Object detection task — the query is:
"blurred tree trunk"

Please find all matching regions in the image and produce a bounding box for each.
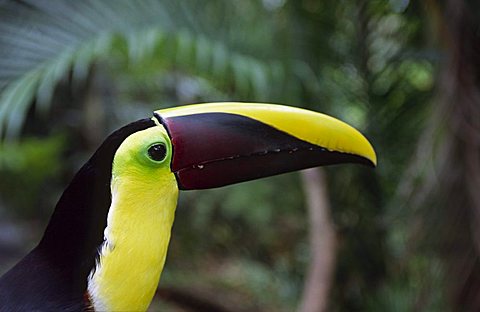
[438,0,480,309]
[298,168,337,312]
[416,0,480,309]
[82,66,106,150]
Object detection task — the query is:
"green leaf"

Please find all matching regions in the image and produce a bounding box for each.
[0,70,42,140]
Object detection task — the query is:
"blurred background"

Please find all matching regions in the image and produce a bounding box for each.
[0,0,479,311]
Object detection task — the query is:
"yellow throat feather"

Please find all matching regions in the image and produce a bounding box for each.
[87,125,178,311]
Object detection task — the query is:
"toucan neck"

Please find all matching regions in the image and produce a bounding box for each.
[38,118,156,297]
[38,159,114,294]
[87,171,179,311]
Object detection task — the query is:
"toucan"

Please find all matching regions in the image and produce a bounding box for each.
[0,102,376,311]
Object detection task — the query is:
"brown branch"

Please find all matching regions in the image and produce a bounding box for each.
[298,168,337,312]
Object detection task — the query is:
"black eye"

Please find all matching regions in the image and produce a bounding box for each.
[147,143,167,162]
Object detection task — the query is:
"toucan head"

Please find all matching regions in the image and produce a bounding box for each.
[113,102,376,194]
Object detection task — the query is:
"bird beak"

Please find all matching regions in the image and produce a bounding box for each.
[154,102,376,190]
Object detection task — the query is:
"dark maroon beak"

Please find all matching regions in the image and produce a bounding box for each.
[154,103,376,190]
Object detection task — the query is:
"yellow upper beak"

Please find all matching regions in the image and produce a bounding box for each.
[158,102,376,165]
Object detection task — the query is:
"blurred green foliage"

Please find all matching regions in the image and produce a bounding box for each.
[0,136,64,219]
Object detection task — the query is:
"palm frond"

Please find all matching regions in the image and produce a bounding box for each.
[0,0,296,140]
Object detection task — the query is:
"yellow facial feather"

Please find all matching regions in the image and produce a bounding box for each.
[87,125,178,311]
